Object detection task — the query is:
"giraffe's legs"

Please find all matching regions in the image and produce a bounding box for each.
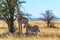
[19,21,23,36]
[20,22,22,35]
[25,22,29,34]
[26,29,28,34]
[18,20,21,36]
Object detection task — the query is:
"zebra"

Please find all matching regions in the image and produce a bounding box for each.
[24,24,40,36]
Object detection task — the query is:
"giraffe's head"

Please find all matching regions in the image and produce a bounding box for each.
[17,13,23,18]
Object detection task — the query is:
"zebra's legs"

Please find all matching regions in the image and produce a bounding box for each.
[35,32,39,37]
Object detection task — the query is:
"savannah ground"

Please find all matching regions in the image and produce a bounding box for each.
[0,20,60,40]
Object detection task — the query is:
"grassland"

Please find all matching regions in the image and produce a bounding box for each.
[0,20,60,40]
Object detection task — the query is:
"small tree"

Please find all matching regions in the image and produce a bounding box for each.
[41,10,55,28]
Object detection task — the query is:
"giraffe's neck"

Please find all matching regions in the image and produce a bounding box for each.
[16,4,20,14]
[15,2,23,18]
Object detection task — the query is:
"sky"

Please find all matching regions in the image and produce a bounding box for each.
[21,0,60,18]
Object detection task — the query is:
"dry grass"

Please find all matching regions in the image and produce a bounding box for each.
[0,20,60,40]
[0,36,59,40]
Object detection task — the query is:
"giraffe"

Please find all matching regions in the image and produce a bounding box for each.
[14,1,29,36]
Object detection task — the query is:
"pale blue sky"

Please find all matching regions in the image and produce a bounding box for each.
[21,0,60,18]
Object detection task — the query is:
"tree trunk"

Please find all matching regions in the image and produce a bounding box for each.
[8,7,15,33]
[47,21,50,27]
[8,20,14,33]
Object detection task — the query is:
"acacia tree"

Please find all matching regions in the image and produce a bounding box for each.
[41,10,55,28]
[0,0,26,33]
